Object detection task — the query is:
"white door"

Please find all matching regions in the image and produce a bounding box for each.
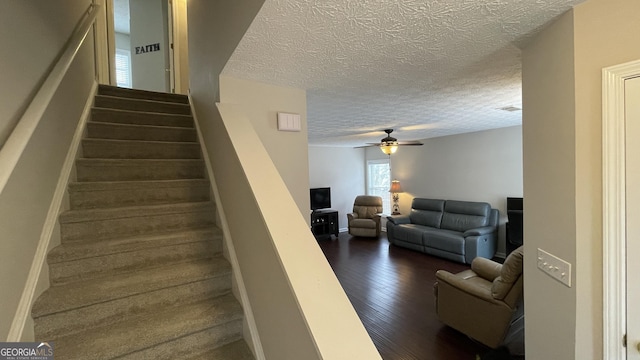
[626,76,640,360]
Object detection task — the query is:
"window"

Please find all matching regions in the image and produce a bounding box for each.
[115,49,132,88]
[367,159,391,214]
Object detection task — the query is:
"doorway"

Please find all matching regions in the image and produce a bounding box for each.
[603,59,640,360]
[113,0,172,92]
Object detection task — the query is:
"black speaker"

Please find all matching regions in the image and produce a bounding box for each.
[506,197,523,255]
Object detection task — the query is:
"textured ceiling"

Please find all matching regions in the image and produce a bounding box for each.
[222,0,585,147]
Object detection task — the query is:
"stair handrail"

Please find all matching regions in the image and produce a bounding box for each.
[0,3,101,194]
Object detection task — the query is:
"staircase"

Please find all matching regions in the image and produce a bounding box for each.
[32,85,254,359]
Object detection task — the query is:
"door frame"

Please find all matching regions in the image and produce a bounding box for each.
[93,0,116,85]
[602,59,640,359]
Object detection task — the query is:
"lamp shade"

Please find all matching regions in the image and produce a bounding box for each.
[389,179,402,193]
[380,143,398,155]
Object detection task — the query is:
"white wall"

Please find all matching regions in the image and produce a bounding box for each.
[369,126,523,256]
[129,0,168,91]
[220,76,310,220]
[0,1,95,339]
[308,146,366,231]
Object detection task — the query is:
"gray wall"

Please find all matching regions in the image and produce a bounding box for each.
[308,146,366,230]
[0,0,95,339]
[523,0,640,358]
[0,1,91,148]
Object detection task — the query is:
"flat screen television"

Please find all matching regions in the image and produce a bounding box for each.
[310,187,331,211]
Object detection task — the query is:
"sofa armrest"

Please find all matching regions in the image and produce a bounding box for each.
[463,226,496,237]
[471,257,503,282]
[435,270,495,303]
[347,213,358,222]
[387,215,410,225]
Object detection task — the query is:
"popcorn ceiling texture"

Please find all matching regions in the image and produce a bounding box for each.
[222,0,585,147]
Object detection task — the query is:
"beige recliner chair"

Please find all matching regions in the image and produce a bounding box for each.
[347,195,383,237]
[434,246,524,352]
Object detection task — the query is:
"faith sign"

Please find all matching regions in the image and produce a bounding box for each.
[135,43,160,55]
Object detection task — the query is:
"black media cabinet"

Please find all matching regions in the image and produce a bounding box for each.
[311,209,338,239]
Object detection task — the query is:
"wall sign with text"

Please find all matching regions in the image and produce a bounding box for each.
[135,43,160,55]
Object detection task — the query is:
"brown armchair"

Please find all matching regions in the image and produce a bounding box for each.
[434,246,524,352]
[347,195,383,237]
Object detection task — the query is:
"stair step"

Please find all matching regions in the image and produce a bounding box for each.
[52,295,242,359]
[95,94,191,115]
[183,340,255,360]
[116,319,244,360]
[60,202,215,243]
[32,87,250,359]
[76,158,205,182]
[82,138,202,159]
[68,179,211,209]
[33,257,231,339]
[92,107,194,128]
[49,229,222,285]
[98,84,189,104]
[48,227,220,264]
[87,121,197,142]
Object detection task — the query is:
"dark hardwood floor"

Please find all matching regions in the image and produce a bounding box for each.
[318,231,495,360]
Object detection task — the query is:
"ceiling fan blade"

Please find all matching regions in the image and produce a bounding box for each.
[397,141,423,146]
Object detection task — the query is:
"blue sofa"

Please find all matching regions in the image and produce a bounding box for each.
[386,198,499,264]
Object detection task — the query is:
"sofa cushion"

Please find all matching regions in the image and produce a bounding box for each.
[440,200,490,232]
[393,224,430,245]
[424,228,465,254]
[409,198,445,228]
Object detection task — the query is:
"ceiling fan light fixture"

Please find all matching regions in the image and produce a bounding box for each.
[380,142,398,155]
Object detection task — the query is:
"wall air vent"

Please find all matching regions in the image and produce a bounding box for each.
[277,112,301,132]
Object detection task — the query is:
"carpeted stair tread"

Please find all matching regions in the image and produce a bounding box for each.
[82,138,202,159]
[115,321,244,360]
[68,179,211,209]
[59,202,215,243]
[76,158,205,181]
[32,257,231,318]
[34,266,233,341]
[60,201,215,224]
[32,87,250,359]
[91,107,194,128]
[87,121,197,142]
[95,95,191,115]
[48,227,220,264]
[51,294,242,360]
[68,179,210,192]
[98,84,189,104]
[184,339,255,360]
[48,234,221,286]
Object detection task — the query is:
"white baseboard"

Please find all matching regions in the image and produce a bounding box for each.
[6,81,97,341]
[189,95,265,360]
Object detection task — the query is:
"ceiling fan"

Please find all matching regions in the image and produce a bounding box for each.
[364,129,423,155]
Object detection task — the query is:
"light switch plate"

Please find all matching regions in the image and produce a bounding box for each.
[277,112,301,132]
[537,248,572,287]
